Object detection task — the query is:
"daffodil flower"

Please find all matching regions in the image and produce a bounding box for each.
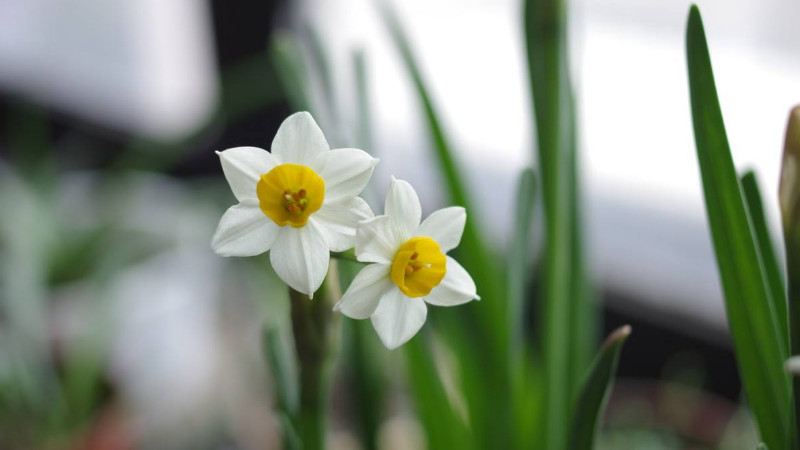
[334,177,479,349]
[212,112,378,296]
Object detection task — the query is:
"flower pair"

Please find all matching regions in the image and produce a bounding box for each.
[212,112,479,348]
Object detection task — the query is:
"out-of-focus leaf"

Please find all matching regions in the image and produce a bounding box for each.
[508,168,536,357]
[779,106,800,449]
[757,444,768,450]
[686,5,790,449]
[264,328,299,417]
[568,326,631,450]
[741,171,788,346]
[524,0,594,446]
[378,1,512,447]
[404,335,473,450]
[353,50,373,155]
[270,32,312,112]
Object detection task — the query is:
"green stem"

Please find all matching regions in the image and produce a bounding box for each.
[289,261,342,450]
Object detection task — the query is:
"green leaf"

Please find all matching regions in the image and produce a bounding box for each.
[404,335,473,450]
[568,326,631,450]
[508,168,537,357]
[524,0,594,447]
[686,5,791,449]
[758,444,769,450]
[779,106,800,450]
[270,32,312,112]
[741,171,789,347]
[378,1,513,448]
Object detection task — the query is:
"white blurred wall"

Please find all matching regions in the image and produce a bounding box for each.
[0,0,219,140]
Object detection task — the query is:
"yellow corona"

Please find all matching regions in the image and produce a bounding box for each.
[257,164,325,227]
[390,237,446,298]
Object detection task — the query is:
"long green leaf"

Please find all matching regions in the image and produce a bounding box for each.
[779,106,800,450]
[508,168,537,357]
[686,5,790,449]
[378,1,512,448]
[524,0,594,447]
[568,325,631,450]
[264,328,301,450]
[270,32,312,112]
[741,171,789,347]
[404,335,473,450]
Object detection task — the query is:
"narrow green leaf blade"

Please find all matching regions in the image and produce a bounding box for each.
[508,168,537,356]
[741,170,789,346]
[404,335,473,450]
[568,326,631,450]
[524,0,594,447]
[779,106,800,450]
[378,2,512,447]
[686,5,791,449]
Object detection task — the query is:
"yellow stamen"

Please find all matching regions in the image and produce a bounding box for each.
[390,237,446,298]
[257,164,325,227]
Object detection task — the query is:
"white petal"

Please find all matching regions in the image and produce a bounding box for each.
[371,288,427,350]
[212,202,280,256]
[217,147,278,201]
[270,221,330,297]
[271,112,329,166]
[355,215,406,264]
[385,177,421,236]
[424,256,480,306]
[414,207,466,253]
[334,263,393,319]
[313,148,378,202]
[311,197,374,252]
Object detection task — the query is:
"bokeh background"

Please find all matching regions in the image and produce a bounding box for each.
[1,0,799,448]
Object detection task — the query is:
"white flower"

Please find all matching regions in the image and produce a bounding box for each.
[212,112,377,296]
[334,177,480,349]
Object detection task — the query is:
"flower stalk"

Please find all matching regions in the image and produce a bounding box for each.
[289,261,342,450]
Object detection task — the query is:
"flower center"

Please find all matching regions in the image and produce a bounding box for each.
[257,164,325,227]
[390,237,446,298]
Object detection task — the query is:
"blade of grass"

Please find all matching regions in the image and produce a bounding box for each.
[686,6,790,449]
[270,32,312,112]
[741,171,788,347]
[524,0,594,447]
[378,1,512,447]
[264,328,301,450]
[779,106,800,450]
[508,168,537,358]
[404,335,473,450]
[568,326,631,450]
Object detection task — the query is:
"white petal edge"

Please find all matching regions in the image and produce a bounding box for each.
[370,288,427,350]
[212,202,280,256]
[269,220,330,297]
[355,215,406,264]
[414,206,466,253]
[334,263,393,319]
[217,147,279,201]
[271,112,329,166]
[311,197,374,252]
[385,177,421,237]
[313,148,378,202]
[424,256,480,306]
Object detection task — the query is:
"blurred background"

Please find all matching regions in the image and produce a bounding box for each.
[1,0,799,448]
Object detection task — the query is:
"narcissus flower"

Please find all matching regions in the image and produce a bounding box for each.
[212,112,377,296]
[334,178,479,349]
